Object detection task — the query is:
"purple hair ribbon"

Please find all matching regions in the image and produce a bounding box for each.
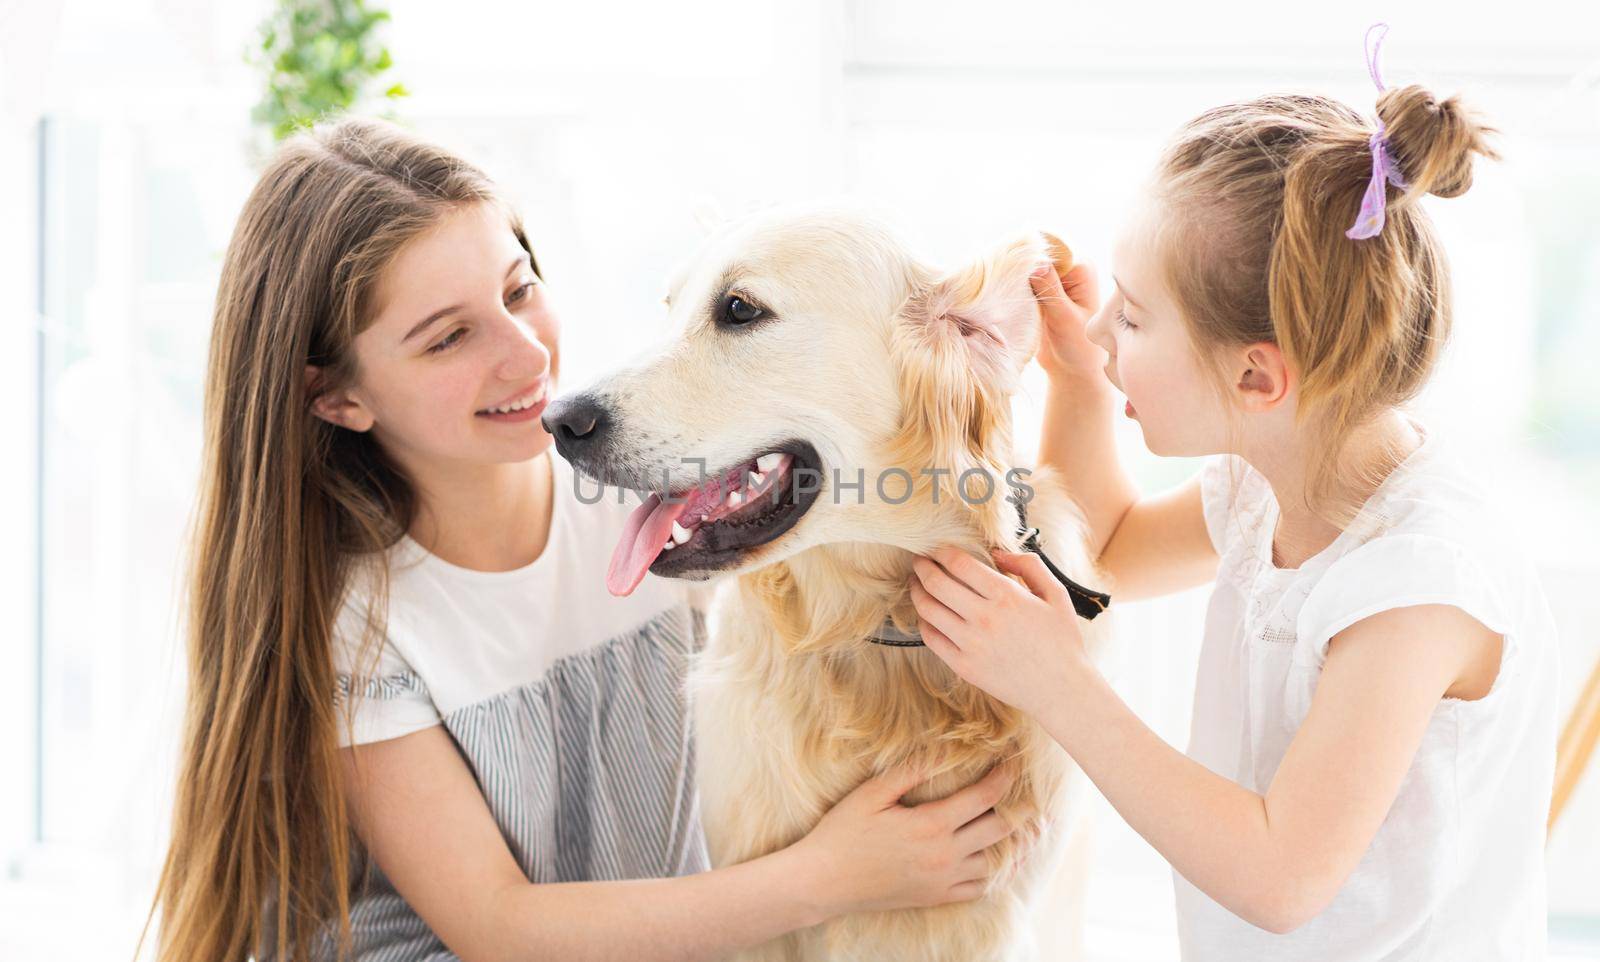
[1345,23,1409,240]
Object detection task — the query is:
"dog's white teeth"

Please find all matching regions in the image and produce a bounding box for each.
[728,489,745,507]
[748,470,766,489]
[671,521,692,544]
[662,539,675,551]
[756,453,783,474]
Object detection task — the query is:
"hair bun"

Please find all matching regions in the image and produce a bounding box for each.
[1376,84,1499,198]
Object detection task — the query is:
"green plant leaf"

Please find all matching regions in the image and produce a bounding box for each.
[248,0,408,141]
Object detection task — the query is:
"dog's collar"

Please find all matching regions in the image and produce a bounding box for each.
[867,494,1111,649]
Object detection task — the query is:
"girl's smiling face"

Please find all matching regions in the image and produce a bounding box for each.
[312,201,561,473]
[1084,205,1230,458]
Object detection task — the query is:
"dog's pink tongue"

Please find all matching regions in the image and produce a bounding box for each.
[607,493,689,597]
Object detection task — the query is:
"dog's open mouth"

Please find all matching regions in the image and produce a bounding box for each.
[606,440,822,596]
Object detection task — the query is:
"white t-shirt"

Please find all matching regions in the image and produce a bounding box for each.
[1177,422,1560,961]
[310,452,712,960]
[329,451,692,747]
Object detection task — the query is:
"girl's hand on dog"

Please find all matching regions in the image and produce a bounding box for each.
[910,546,1094,720]
[787,760,1019,917]
[1031,258,1106,383]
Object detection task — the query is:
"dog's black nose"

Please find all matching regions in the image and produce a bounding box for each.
[541,392,611,461]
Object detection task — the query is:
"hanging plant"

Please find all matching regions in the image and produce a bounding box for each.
[250,0,408,141]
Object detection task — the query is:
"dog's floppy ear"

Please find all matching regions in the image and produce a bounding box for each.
[899,232,1063,387]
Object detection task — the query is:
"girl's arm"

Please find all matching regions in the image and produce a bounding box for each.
[910,550,1503,933]
[1093,475,1216,601]
[343,726,1017,962]
[1030,264,1217,599]
[1034,603,1499,932]
[1032,262,1136,559]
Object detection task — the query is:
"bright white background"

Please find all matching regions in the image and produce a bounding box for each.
[1,1,1597,959]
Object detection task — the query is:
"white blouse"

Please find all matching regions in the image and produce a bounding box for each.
[1176,422,1560,960]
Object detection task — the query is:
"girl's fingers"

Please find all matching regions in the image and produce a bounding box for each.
[919,620,963,660]
[955,810,1011,853]
[920,624,980,703]
[922,762,1015,830]
[1060,261,1100,314]
[909,580,965,642]
[912,555,986,614]
[945,879,987,903]
[1030,257,1097,323]
[854,762,932,809]
[1029,266,1074,325]
[927,547,1009,599]
[991,550,1066,603]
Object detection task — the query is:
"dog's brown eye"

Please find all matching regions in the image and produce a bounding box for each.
[724,295,764,325]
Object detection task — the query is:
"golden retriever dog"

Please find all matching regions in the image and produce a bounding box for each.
[543,208,1109,961]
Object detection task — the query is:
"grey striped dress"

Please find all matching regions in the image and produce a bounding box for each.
[271,453,712,961]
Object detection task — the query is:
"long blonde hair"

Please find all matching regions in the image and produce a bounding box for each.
[1154,85,1498,517]
[147,117,536,961]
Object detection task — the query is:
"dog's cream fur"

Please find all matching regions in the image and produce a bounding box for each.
[580,209,1109,961]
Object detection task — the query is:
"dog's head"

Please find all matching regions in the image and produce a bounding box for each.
[543,208,1060,595]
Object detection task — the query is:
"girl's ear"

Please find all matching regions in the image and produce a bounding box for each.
[305,364,376,432]
[1232,343,1292,411]
[899,233,1053,387]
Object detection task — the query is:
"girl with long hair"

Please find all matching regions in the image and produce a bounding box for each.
[150,118,1018,962]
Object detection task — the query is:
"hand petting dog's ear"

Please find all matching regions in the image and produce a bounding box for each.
[1030,247,1105,380]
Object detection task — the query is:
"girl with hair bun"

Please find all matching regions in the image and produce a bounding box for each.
[911,26,1559,960]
